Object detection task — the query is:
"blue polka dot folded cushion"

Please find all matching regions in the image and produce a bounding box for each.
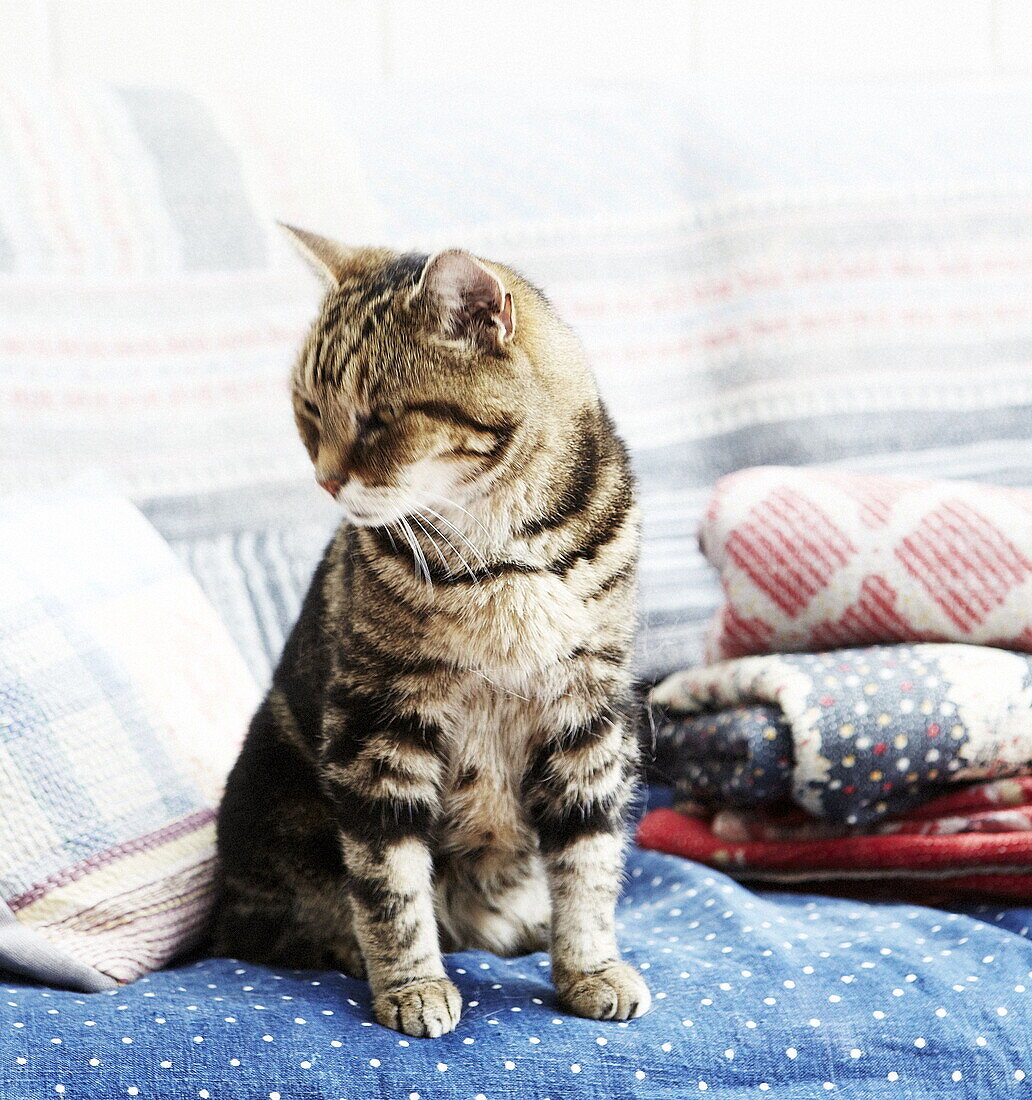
[643,644,1032,898]
[0,478,259,992]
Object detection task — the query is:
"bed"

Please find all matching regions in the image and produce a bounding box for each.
[1,77,1030,1097]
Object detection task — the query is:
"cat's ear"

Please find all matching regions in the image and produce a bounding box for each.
[278,223,357,287]
[416,249,515,347]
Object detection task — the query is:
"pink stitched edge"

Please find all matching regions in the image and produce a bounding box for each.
[7,808,217,912]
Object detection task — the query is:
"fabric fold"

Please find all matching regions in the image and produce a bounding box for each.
[650,643,1032,826]
[642,643,1032,897]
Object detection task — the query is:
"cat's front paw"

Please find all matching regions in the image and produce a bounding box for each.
[373,977,463,1038]
[556,962,651,1021]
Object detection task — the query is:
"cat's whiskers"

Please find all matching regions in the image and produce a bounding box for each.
[429,494,495,545]
[413,509,480,583]
[418,505,489,571]
[396,514,433,591]
[410,512,459,579]
[387,518,414,574]
[408,515,435,590]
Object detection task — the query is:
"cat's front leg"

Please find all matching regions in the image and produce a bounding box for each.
[342,833,461,1037]
[321,701,461,1038]
[527,713,651,1021]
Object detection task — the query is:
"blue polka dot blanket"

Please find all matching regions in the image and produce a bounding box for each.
[1,845,1030,1099]
[642,644,1032,900]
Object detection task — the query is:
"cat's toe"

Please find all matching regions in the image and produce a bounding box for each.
[556,962,651,1022]
[373,977,463,1038]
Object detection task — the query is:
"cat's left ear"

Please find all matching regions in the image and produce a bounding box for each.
[416,249,515,348]
[278,222,357,288]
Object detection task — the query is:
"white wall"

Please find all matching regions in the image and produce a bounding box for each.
[5,0,1032,85]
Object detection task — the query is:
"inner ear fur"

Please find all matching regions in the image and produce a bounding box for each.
[418,249,515,346]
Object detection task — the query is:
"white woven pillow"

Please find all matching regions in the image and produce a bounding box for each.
[0,479,259,991]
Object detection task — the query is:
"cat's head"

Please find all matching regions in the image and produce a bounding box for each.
[283,225,593,528]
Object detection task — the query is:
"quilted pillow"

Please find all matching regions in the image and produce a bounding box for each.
[702,467,1032,661]
[0,480,259,992]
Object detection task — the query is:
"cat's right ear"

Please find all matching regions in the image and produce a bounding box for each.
[413,249,516,349]
[278,223,357,288]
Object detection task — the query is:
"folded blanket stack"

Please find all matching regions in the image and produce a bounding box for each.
[638,469,1032,899]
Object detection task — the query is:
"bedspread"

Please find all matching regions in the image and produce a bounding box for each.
[650,644,1032,826]
[0,841,1029,1100]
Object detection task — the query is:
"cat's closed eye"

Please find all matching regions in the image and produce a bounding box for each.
[364,407,398,432]
[302,399,320,419]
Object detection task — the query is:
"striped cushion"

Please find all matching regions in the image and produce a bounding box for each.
[0,480,258,990]
[1,81,1031,681]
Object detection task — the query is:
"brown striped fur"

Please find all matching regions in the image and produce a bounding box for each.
[214,227,650,1037]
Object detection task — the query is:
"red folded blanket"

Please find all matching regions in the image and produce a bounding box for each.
[637,778,1032,901]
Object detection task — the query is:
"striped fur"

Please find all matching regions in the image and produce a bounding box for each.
[215,231,650,1037]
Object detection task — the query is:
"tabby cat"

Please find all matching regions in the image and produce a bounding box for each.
[214,226,650,1038]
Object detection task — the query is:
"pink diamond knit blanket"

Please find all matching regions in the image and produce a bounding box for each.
[701,467,1032,662]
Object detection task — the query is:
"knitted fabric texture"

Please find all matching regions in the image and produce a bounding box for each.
[701,468,1032,662]
[0,482,259,990]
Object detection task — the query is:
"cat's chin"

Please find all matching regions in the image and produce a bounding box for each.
[341,507,405,528]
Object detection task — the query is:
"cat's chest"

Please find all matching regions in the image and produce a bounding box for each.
[433,677,549,858]
[427,573,596,671]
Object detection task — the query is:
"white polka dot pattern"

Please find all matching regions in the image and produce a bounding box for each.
[0,848,1029,1097]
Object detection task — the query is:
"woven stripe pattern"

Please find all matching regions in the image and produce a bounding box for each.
[3,82,1032,679]
[0,481,258,984]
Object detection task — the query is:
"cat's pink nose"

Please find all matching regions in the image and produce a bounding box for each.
[318,478,343,497]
